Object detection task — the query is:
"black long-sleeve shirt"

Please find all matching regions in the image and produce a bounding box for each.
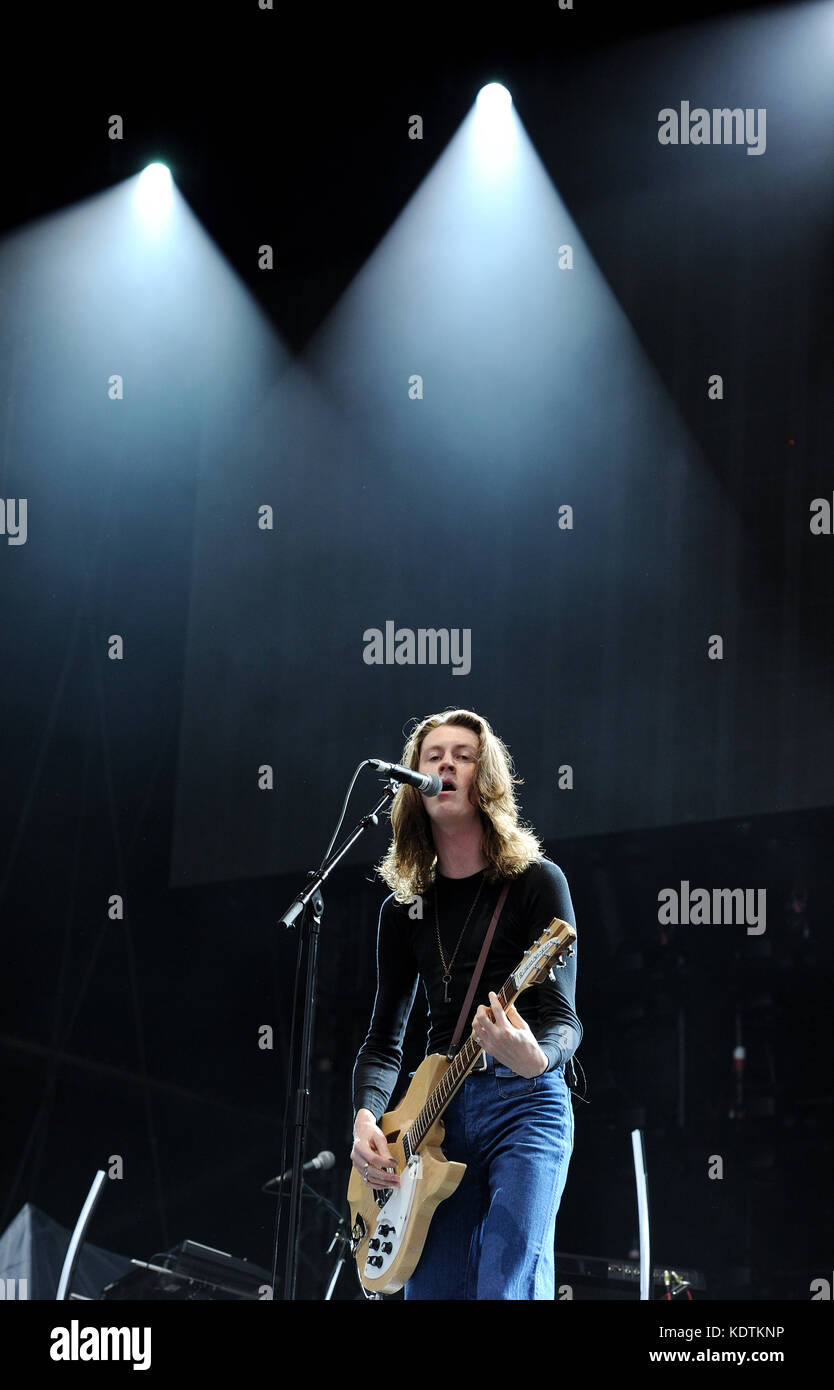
[352,857,581,1121]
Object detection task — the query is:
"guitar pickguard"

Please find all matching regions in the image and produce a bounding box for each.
[357,1154,422,1283]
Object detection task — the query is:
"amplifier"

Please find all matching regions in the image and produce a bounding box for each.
[100,1240,272,1301]
[556,1251,706,1300]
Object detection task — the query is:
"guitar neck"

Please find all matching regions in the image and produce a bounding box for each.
[405,973,521,1157]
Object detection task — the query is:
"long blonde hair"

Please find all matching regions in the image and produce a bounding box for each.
[376,708,543,902]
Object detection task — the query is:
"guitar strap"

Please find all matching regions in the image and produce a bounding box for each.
[446,881,511,1060]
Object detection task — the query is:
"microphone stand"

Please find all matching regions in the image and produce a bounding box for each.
[277,779,397,1301]
[324,1217,351,1301]
[265,1177,349,1300]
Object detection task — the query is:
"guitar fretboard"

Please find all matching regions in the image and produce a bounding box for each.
[404,976,515,1156]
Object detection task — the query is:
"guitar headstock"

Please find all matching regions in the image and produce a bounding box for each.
[513,918,576,992]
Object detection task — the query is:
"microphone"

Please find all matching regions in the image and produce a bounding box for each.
[369,760,443,796]
[265,1150,336,1190]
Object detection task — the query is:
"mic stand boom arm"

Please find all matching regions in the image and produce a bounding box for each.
[276,779,397,1301]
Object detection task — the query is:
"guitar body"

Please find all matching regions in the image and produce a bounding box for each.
[347,1053,466,1294]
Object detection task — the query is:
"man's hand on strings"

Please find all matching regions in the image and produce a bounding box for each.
[351,1109,401,1189]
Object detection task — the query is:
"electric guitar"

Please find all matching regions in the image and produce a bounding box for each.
[347,916,577,1294]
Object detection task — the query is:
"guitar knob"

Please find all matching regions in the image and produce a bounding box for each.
[381,1242,393,1254]
[378,1224,392,1237]
[369,1239,380,1251]
[368,1256,384,1269]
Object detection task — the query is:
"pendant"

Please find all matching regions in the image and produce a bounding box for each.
[442,973,451,1004]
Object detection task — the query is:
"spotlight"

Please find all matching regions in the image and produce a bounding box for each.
[473,84,516,177]
[476,83,512,114]
[134,162,174,230]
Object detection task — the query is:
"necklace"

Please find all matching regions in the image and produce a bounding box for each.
[434,872,486,1005]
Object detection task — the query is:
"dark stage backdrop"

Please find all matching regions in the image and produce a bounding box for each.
[1,2,832,1312]
[170,22,834,885]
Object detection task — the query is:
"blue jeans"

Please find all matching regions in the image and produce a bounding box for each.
[403,1055,574,1300]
